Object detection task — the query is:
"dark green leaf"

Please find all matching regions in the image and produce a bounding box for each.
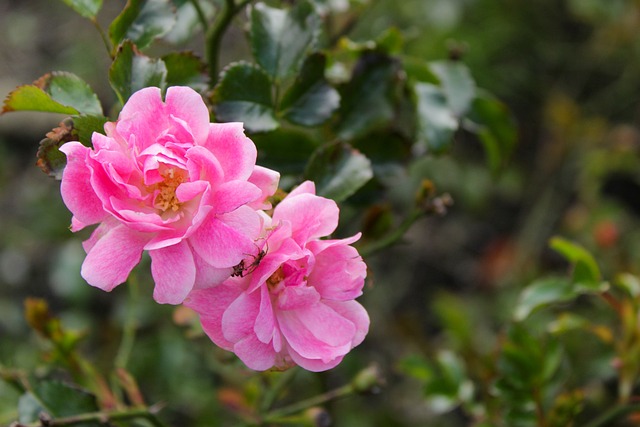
[250,1,320,81]
[60,0,103,19]
[110,0,176,50]
[280,53,340,126]
[18,381,100,426]
[109,41,167,104]
[429,60,476,117]
[2,72,102,116]
[36,118,76,179]
[212,62,278,133]
[163,51,208,91]
[422,350,473,414]
[304,142,373,202]
[163,0,214,45]
[549,236,601,287]
[513,277,575,321]
[252,128,318,175]
[414,82,458,153]
[73,114,109,146]
[336,52,401,140]
[403,57,440,84]
[466,91,517,173]
[375,27,404,55]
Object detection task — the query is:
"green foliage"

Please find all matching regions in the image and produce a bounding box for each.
[109,0,176,51]
[18,381,100,426]
[60,0,103,19]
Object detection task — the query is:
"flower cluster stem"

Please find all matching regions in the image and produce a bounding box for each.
[262,383,354,422]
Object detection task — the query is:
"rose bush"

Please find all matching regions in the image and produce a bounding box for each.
[186,181,369,371]
[60,86,279,304]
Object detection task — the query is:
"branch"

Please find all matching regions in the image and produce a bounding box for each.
[11,403,167,427]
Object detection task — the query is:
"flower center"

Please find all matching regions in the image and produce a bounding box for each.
[267,267,285,289]
[154,167,186,212]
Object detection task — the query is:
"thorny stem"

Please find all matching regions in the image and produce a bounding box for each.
[206,0,254,86]
[262,383,354,422]
[91,18,113,58]
[11,403,168,427]
[115,274,139,370]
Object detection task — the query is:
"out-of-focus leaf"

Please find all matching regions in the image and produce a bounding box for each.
[375,27,404,54]
[336,52,401,140]
[398,354,432,381]
[110,0,176,50]
[548,312,614,343]
[252,128,317,175]
[109,41,167,104]
[2,72,102,116]
[212,62,278,133]
[402,56,439,84]
[414,82,458,153]
[18,381,100,426]
[432,293,473,350]
[466,90,517,173]
[60,0,103,19]
[163,51,208,91]
[614,273,640,298]
[163,0,214,45]
[430,60,476,117]
[422,350,473,414]
[250,1,320,81]
[513,277,574,321]
[280,53,340,126]
[549,236,601,287]
[304,142,373,202]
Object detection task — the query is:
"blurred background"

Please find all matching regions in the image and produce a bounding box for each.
[2,0,640,425]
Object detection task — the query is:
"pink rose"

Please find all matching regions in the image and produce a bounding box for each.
[60,86,279,304]
[185,181,369,372]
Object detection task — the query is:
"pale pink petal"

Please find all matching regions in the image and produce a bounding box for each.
[233,334,277,371]
[165,86,210,144]
[59,142,107,227]
[277,286,320,310]
[115,87,167,151]
[307,239,366,301]
[149,241,196,304]
[278,303,354,361]
[210,181,262,214]
[247,166,280,209]
[82,218,118,253]
[185,285,243,350]
[190,213,257,268]
[176,181,208,204]
[221,290,260,342]
[286,344,344,372]
[322,300,369,347]
[192,248,233,289]
[287,180,316,197]
[254,285,276,344]
[81,224,150,291]
[203,122,257,181]
[273,193,339,244]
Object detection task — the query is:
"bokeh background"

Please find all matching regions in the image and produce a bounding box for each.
[3,0,640,425]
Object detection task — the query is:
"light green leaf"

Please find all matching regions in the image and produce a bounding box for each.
[304,142,373,202]
[513,277,574,321]
[110,0,176,50]
[109,41,167,104]
[2,72,102,116]
[280,53,340,126]
[60,0,103,19]
[414,82,458,153]
[549,236,601,287]
[212,62,278,133]
[250,1,320,81]
[429,60,476,117]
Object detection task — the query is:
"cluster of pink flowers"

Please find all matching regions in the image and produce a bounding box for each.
[59,86,369,372]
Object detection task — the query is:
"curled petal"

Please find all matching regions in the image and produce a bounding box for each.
[165,86,210,144]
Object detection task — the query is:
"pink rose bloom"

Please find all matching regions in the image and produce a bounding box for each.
[59,86,279,304]
[185,181,369,372]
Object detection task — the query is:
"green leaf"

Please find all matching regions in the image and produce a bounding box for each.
[336,52,401,140]
[252,128,318,175]
[18,381,100,426]
[60,0,103,19]
[36,118,76,179]
[429,60,476,117]
[72,114,109,146]
[2,72,102,116]
[250,1,320,81]
[212,62,278,133]
[422,350,473,414]
[109,41,167,104]
[549,236,601,287]
[414,82,458,153]
[163,51,208,91]
[467,91,517,173]
[614,273,640,298]
[513,277,575,321]
[109,0,176,51]
[304,142,373,202]
[163,0,215,45]
[280,53,340,126]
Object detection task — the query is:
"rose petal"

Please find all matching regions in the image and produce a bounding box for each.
[186,285,244,350]
[233,334,277,371]
[203,122,257,181]
[322,300,370,347]
[273,193,339,245]
[81,224,150,291]
[150,241,196,304]
[221,290,260,342]
[247,166,280,209]
[116,87,167,151]
[165,86,210,144]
